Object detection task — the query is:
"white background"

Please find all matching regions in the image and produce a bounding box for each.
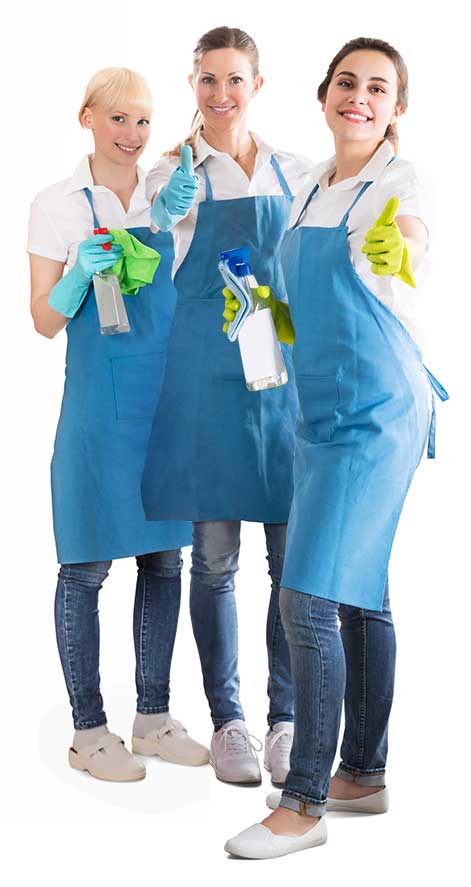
[3,0,469,882]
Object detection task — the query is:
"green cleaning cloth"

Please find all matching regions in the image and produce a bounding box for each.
[105,229,161,295]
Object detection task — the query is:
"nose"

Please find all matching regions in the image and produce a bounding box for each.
[348,85,369,105]
[212,81,228,102]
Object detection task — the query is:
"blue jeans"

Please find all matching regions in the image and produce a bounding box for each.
[190,520,293,728]
[54,550,183,729]
[279,582,396,816]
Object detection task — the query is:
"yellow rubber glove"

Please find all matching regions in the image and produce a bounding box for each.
[222,286,295,345]
[361,197,416,288]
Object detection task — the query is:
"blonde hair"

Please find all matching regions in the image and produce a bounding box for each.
[166,26,259,158]
[78,67,153,124]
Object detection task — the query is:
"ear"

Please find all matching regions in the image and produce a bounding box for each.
[188,73,194,89]
[81,106,94,130]
[252,75,264,98]
[390,103,405,125]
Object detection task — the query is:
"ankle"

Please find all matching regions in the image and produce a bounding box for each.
[73,724,109,751]
[133,711,170,739]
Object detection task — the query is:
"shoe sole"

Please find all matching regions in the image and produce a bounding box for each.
[210,757,262,786]
[68,749,146,782]
[131,737,209,766]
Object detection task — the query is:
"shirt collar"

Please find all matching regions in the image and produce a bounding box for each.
[194,132,274,167]
[65,155,147,197]
[315,140,395,192]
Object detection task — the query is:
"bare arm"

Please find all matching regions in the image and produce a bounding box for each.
[29,254,69,339]
[397,215,428,270]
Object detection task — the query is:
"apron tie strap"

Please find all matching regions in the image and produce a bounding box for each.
[423,366,449,459]
[270,155,293,199]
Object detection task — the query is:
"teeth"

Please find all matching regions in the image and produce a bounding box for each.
[342,112,370,122]
[117,144,138,152]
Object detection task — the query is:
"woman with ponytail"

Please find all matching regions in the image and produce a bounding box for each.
[142,26,312,787]
[225,37,448,858]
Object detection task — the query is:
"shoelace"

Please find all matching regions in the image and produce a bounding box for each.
[221,726,262,757]
[269,729,293,761]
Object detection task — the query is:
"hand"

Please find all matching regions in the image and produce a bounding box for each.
[361,197,416,288]
[221,285,295,345]
[160,145,200,214]
[75,234,123,282]
[222,287,241,332]
[256,286,295,345]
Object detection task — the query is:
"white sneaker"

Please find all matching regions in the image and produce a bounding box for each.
[132,718,209,766]
[264,722,293,785]
[209,719,262,785]
[225,816,327,859]
[266,787,389,814]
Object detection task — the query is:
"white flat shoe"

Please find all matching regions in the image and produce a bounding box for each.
[266,787,389,814]
[132,718,209,766]
[225,816,327,859]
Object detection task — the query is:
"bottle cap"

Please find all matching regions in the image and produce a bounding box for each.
[94,227,112,251]
[219,246,252,277]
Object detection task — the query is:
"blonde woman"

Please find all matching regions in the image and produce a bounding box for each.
[29,68,208,782]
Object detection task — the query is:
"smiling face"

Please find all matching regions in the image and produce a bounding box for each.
[322,50,403,149]
[190,47,263,133]
[81,103,151,166]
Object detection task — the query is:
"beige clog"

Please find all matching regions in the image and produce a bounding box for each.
[69,732,146,782]
[132,718,209,766]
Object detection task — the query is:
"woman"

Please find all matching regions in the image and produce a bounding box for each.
[225,37,448,856]
[141,27,313,786]
[28,67,208,782]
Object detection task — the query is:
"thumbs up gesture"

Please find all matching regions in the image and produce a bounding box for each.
[361,197,416,288]
[151,144,200,231]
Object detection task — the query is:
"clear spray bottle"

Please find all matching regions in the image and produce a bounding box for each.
[93,227,130,335]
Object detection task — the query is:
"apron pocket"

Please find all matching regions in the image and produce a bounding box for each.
[111,351,167,420]
[295,373,340,442]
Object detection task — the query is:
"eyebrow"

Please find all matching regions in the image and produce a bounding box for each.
[200,71,245,77]
[336,70,390,84]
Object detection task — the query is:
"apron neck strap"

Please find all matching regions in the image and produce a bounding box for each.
[339,180,373,227]
[291,183,320,230]
[270,155,293,198]
[201,164,213,202]
[83,187,100,229]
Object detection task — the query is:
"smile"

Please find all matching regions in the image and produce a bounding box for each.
[209,105,237,115]
[115,143,140,153]
[339,111,372,123]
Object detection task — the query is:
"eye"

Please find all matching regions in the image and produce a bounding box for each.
[111,115,125,123]
[137,119,150,126]
[370,85,386,94]
[201,76,214,85]
[230,76,243,85]
[337,80,353,88]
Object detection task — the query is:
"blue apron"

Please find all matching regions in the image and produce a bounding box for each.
[280,176,449,610]
[51,188,192,564]
[142,156,298,523]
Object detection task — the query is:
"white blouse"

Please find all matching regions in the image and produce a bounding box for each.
[146,133,313,276]
[289,140,429,346]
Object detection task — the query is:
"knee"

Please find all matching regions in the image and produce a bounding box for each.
[136,549,183,580]
[58,561,111,589]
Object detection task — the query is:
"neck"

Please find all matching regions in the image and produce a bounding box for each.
[201,122,255,161]
[329,138,383,185]
[89,151,138,195]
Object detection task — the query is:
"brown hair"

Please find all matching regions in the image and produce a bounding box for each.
[317,37,408,152]
[166,26,260,158]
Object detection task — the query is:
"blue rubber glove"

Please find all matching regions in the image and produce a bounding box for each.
[151,145,199,231]
[48,234,123,318]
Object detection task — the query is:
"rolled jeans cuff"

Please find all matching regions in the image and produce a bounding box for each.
[335,765,386,787]
[280,791,326,818]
